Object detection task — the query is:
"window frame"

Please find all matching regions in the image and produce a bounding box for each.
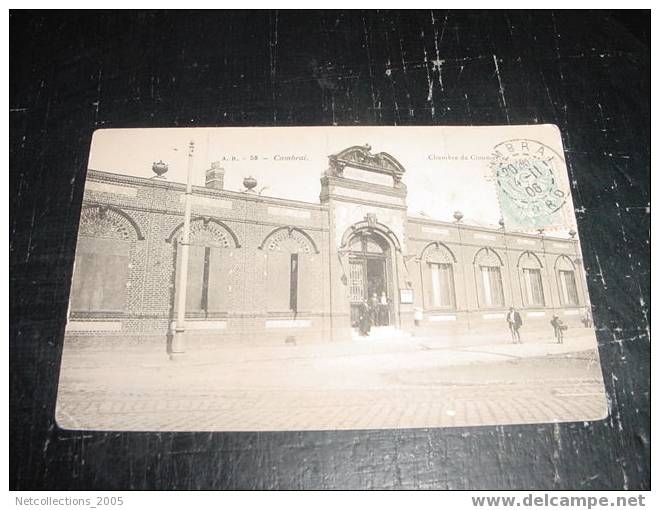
[425,261,457,310]
[521,267,545,307]
[517,252,546,308]
[419,242,457,311]
[473,247,506,310]
[478,264,505,308]
[558,269,580,306]
[555,255,580,307]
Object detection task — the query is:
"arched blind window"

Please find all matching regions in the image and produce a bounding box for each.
[474,248,505,308]
[262,228,317,313]
[172,219,238,317]
[70,206,140,314]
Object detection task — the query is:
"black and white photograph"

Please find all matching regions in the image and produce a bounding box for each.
[56,125,608,432]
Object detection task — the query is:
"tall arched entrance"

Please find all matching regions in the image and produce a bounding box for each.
[346,229,396,329]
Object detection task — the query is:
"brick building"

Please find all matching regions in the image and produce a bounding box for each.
[66,145,590,349]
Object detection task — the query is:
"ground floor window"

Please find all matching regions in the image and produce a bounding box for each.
[479,265,505,307]
[421,242,457,310]
[558,269,579,306]
[522,268,545,307]
[427,262,456,308]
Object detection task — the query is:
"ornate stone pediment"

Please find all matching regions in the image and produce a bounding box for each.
[328,144,406,183]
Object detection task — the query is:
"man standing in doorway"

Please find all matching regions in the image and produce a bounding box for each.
[358,300,372,336]
[369,293,380,327]
[507,306,523,344]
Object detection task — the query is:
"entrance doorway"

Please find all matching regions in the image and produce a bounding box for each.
[348,231,393,328]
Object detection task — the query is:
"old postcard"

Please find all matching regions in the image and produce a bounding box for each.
[56,125,608,431]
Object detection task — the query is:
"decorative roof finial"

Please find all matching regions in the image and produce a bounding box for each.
[243,176,258,193]
[152,160,168,179]
[453,210,464,222]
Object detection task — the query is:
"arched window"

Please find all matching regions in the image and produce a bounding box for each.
[474,248,505,308]
[170,219,239,317]
[70,206,142,315]
[518,252,545,307]
[260,227,318,313]
[349,234,385,255]
[421,243,456,309]
[556,255,579,306]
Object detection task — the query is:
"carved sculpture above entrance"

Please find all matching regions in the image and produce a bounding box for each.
[327,144,406,184]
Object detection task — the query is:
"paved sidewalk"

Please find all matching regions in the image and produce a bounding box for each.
[56,328,607,432]
[62,327,600,368]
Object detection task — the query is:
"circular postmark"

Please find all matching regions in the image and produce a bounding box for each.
[490,139,568,229]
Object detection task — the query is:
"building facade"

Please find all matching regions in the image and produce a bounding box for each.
[66,145,590,349]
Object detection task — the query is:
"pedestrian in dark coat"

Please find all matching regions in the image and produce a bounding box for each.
[506,307,523,343]
[358,300,372,336]
[369,293,380,327]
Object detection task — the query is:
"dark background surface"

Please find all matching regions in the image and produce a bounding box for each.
[10,10,650,490]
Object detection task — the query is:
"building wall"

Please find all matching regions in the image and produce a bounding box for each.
[407,218,589,340]
[66,168,590,349]
[67,170,331,348]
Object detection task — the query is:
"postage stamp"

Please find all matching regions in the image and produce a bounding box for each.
[490,139,570,231]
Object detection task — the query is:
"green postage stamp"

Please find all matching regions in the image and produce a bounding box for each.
[491,138,571,231]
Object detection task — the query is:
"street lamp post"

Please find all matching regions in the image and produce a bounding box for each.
[171,140,195,360]
[453,210,471,331]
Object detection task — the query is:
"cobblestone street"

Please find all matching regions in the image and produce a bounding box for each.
[56,331,608,431]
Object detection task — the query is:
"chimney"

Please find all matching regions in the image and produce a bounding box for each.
[205,161,225,190]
